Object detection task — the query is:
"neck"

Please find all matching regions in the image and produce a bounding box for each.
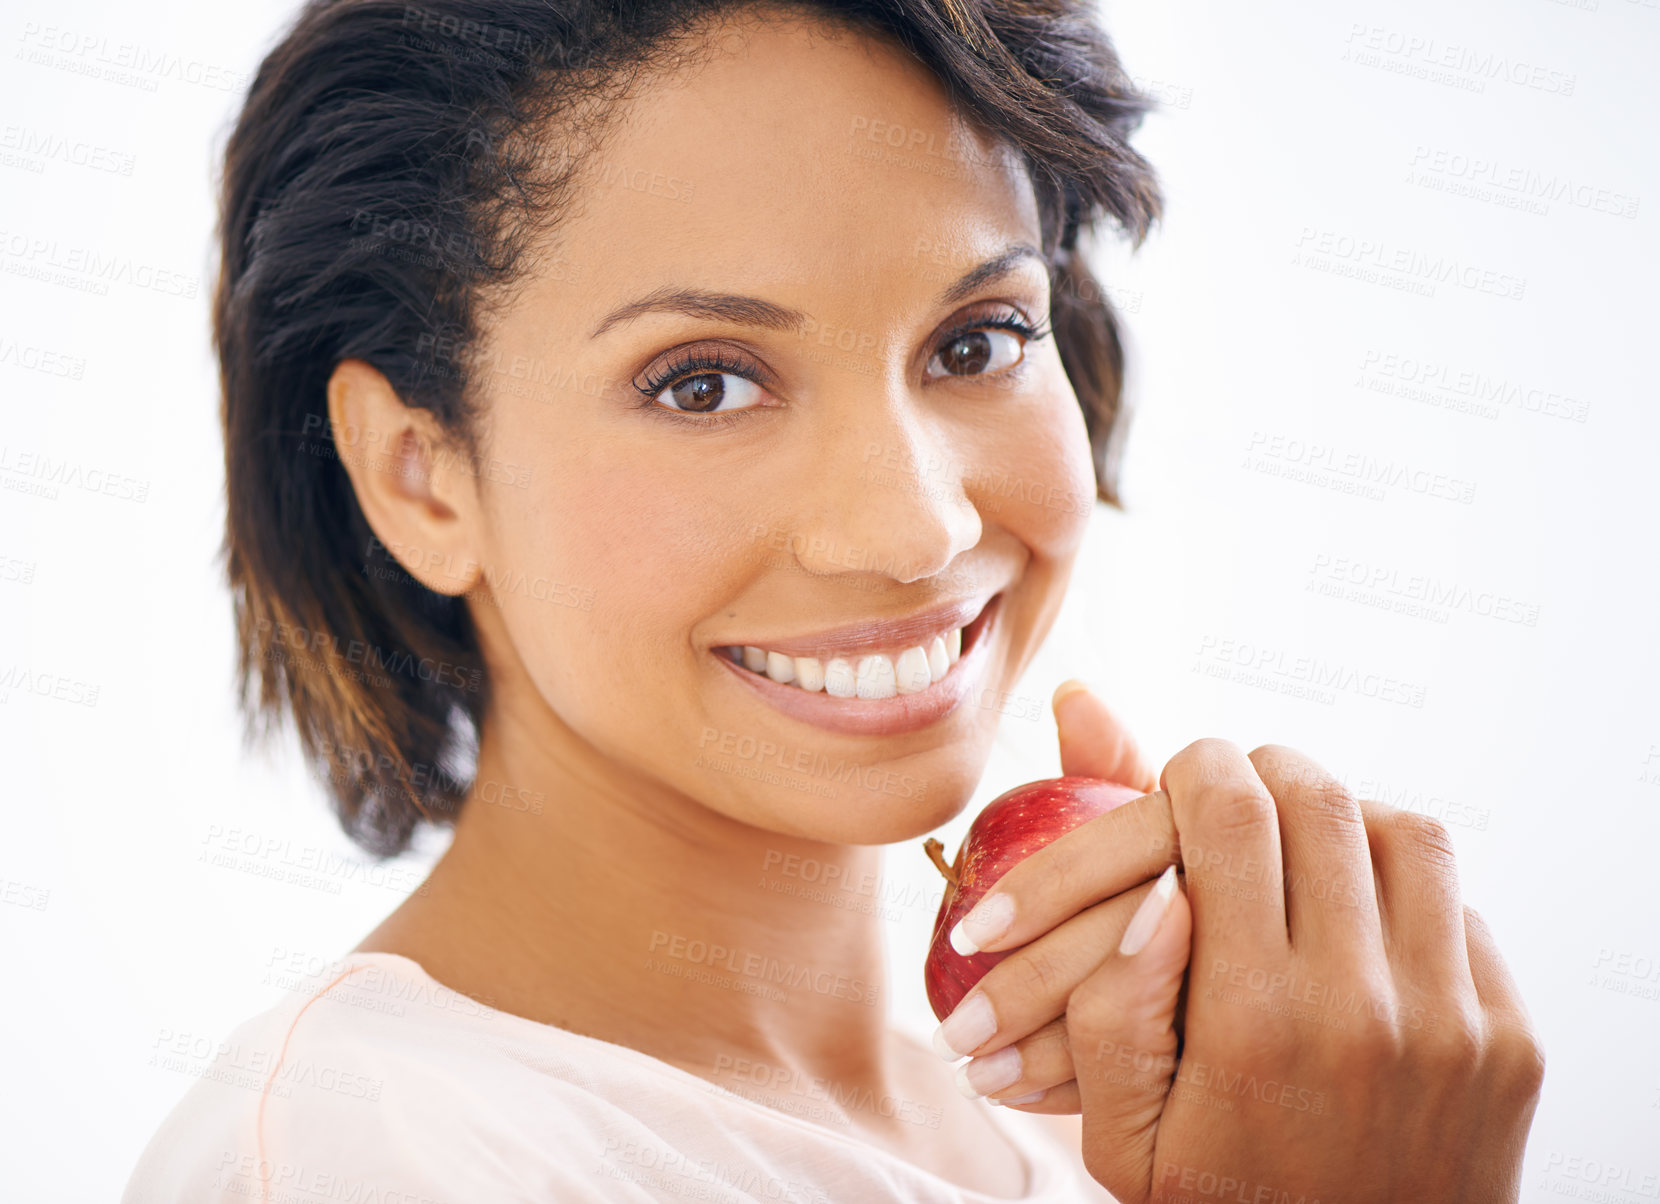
[360,676,904,1093]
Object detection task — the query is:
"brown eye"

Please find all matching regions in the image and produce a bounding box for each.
[654,371,764,414]
[927,328,1025,378]
[668,374,724,412]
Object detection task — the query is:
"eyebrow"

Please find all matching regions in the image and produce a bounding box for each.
[586,243,1047,339]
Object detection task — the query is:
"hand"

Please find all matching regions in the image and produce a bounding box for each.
[951,733,1545,1202]
[931,679,1166,1110]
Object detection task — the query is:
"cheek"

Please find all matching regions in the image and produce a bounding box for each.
[482,454,748,696]
[972,377,1099,557]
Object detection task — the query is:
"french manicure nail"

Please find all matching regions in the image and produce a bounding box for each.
[954,1045,1022,1099]
[950,892,1013,955]
[931,992,997,1060]
[1119,864,1179,956]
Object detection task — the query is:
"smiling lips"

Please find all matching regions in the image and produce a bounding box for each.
[715,594,1002,736]
[718,627,963,699]
[713,592,999,701]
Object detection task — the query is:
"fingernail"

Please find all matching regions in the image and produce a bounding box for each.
[954,1045,1022,1099]
[1051,678,1092,716]
[931,992,997,1060]
[990,1089,1046,1106]
[1119,864,1179,956]
[950,891,1013,955]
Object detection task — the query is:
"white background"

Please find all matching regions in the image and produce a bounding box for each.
[2,0,1656,1199]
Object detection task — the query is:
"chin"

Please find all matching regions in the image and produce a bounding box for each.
[721,721,1002,846]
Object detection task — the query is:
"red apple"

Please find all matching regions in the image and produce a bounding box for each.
[923,776,1147,1021]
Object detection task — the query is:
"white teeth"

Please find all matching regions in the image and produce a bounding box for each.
[855,654,897,700]
[794,656,825,691]
[895,646,932,694]
[927,636,949,683]
[824,657,857,698]
[725,622,969,697]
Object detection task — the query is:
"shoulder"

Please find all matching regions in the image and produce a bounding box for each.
[122,955,654,1203]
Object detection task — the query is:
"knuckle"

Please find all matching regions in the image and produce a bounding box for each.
[1303,974,1404,1072]
[1186,736,1247,766]
[1164,737,1242,787]
[1043,846,1092,908]
[1305,778,1363,826]
[1338,1020,1406,1077]
[1250,745,1357,821]
[1384,811,1459,864]
[1200,779,1278,840]
[1425,1003,1485,1070]
[1010,945,1070,1000]
[1492,1021,1547,1094]
[1360,797,1403,830]
[1245,742,1303,781]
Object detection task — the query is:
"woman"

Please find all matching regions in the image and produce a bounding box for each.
[124,0,1544,1199]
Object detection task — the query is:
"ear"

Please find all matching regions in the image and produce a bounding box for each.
[326,358,482,597]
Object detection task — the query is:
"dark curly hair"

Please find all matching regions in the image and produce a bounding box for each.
[216,0,1162,857]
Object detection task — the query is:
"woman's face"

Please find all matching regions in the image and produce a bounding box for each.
[462,9,1099,843]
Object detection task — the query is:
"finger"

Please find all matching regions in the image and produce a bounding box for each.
[935,881,1155,1060]
[992,1079,1079,1113]
[948,790,1177,956]
[1055,680,1158,793]
[1068,866,1191,1204]
[1461,906,1531,1028]
[1358,799,1473,1001]
[953,1018,1076,1103]
[1247,745,1384,969]
[1462,906,1548,1098]
[1161,738,1288,966]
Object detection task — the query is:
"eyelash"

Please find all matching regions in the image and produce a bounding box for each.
[633,345,762,429]
[632,307,1053,429]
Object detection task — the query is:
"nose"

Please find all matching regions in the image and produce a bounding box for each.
[782,388,982,585]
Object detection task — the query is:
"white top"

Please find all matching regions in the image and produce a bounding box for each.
[123,951,1102,1203]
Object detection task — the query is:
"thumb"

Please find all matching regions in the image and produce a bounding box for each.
[1053,680,1158,793]
[1065,865,1191,1204]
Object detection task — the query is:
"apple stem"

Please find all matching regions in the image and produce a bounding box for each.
[922,838,958,887]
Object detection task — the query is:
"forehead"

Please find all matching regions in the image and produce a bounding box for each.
[531,11,1043,311]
